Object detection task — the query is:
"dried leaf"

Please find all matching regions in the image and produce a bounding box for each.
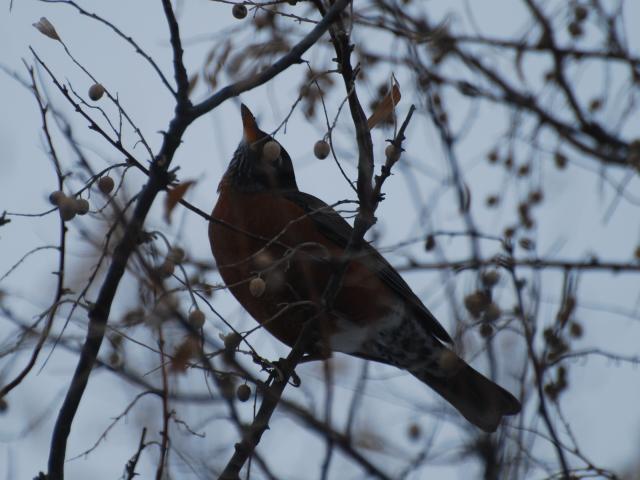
[33,17,60,41]
[187,74,198,96]
[367,80,401,129]
[164,180,195,224]
[170,336,199,373]
[460,181,471,213]
[515,46,526,83]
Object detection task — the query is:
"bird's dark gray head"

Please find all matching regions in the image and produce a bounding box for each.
[219,104,298,193]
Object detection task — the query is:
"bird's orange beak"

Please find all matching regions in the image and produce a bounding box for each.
[241,104,260,143]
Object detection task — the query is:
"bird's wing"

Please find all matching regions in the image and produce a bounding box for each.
[282,190,453,344]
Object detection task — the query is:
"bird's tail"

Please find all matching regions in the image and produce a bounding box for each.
[411,353,521,433]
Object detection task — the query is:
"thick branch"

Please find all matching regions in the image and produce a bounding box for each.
[161,0,190,103]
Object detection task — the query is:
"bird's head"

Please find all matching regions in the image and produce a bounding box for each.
[219,104,298,193]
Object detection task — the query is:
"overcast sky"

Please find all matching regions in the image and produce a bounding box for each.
[2,1,640,479]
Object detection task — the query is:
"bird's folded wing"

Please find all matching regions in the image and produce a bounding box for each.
[283,190,453,344]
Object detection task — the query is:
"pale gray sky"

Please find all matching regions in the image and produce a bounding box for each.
[1,1,639,479]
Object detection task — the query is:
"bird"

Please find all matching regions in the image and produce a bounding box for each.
[208,104,521,432]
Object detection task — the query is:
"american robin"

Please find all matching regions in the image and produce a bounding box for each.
[209,104,521,432]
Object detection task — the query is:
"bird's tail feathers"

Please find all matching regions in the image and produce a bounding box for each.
[411,353,521,433]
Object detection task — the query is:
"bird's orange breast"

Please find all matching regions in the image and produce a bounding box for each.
[209,186,399,353]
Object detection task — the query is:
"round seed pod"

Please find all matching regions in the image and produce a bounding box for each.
[88,83,105,101]
[481,270,500,288]
[236,384,251,402]
[262,140,281,162]
[313,140,330,160]
[223,332,242,351]
[98,176,115,194]
[188,309,205,328]
[75,198,90,215]
[158,259,175,278]
[249,277,266,297]
[484,303,501,322]
[49,190,65,206]
[232,4,247,19]
[253,252,273,270]
[58,196,77,221]
[479,323,494,338]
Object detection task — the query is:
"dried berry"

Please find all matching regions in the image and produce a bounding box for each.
[313,140,330,160]
[74,198,90,215]
[262,140,281,162]
[253,252,273,270]
[568,21,583,38]
[223,332,242,352]
[464,291,490,317]
[49,190,65,206]
[484,303,501,322]
[158,259,175,278]
[88,83,105,101]
[188,309,205,328]
[58,196,77,221]
[236,384,251,402]
[481,270,500,287]
[98,176,115,194]
[479,323,494,338]
[249,277,266,297]
[232,4,247,19]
